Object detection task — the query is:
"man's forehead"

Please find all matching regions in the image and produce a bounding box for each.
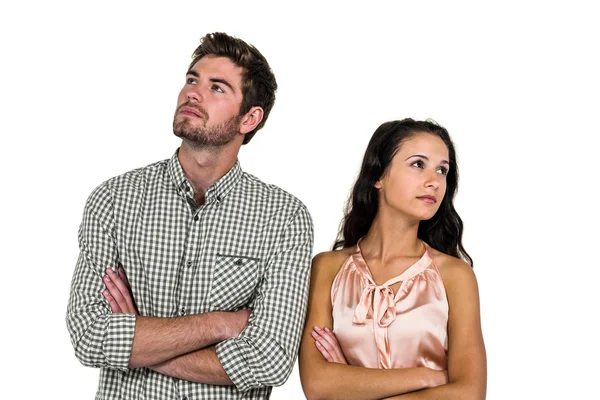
[189,55,243,77]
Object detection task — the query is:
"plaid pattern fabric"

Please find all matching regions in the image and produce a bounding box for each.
[66,150,314,399]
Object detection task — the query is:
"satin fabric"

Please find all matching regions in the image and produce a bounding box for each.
[331,240,448,370]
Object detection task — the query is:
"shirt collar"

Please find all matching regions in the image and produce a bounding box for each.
[167,149,242,203]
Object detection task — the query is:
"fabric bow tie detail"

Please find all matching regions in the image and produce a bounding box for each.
[353,284,397,327]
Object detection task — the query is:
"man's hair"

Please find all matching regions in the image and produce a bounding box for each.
[189,32,278,144]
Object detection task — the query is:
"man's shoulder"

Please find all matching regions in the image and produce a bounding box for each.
[87,158,169,203]
[238,171,309,214]
[108,158,169,187]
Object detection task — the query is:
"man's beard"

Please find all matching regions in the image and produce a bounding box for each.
[173,105,241,147]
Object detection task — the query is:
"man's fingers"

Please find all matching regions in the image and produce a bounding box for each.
[102,290,123,313]
[116,266,139,315]
[103,269,134,314]
[102,274,126,311]
[115,267,137,313]
[118,266,132,289]
[106,268,130,296]
[103,272,122,298]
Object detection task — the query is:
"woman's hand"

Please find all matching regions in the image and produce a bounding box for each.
[311,325,348,364]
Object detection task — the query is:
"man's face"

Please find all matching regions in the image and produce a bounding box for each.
[173,55,245,146]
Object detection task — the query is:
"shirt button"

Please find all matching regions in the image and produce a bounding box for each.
[234,259,243,266]
[186,261,192,268]
[184,185,190,192]
[193,215,199,221]
[179,308,187,316]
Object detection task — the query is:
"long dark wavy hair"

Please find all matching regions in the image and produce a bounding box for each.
[333,118,473,267]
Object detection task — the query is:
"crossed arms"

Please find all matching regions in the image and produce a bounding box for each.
[66,184,314,391]
[101,265,249,384]
[299,251,487,400]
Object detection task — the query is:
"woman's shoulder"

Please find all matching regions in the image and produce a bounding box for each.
[311,247,355,280]
[428,247,478,292]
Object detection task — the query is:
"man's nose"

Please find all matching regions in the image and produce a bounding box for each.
[186,86,204,103]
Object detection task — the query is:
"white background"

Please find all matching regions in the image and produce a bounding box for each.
[1,1,598,398]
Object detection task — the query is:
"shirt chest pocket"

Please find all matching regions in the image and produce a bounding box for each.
[209,254,260,310]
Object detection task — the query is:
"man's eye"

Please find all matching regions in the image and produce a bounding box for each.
[212,85,224,93]
[186,78,197,84]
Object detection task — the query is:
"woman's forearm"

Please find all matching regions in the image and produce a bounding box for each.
[301,360,445,400]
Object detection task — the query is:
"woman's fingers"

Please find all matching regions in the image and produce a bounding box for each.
[314,340,333,361]
[312,326,347,364]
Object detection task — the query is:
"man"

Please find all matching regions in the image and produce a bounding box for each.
[66,32,314,399]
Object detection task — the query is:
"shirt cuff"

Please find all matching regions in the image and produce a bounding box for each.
[216,337,259,392]
[104,313,136,371]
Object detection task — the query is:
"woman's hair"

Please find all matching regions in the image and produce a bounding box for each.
[333,118,473,266]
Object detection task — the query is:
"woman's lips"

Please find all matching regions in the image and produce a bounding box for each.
[417,195,437,204]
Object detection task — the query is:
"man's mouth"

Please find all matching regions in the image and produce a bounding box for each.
[178,104,207,119]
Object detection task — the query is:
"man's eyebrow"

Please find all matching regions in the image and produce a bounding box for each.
[405,154,450,165]
[185,71,236,93]
[210,78,235,93]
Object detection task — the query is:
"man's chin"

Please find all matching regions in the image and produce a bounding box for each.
[173,122,200,140]
[174,130,235,148]
[174,119,197,132]
[173,129,199,142]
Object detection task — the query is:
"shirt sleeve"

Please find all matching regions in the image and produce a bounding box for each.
[66,182,135,371]
[216,204,314,391]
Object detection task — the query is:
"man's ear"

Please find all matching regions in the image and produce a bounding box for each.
[239,106,264,135]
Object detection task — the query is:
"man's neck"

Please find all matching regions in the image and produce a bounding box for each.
[178,140,240,205]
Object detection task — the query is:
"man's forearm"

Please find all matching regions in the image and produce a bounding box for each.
[129,312,239,368]
[150,346,233,385]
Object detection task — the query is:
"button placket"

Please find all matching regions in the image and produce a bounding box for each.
[179,203,206,317]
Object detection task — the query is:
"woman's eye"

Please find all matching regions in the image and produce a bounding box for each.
[437,166,448,175]
[411,160,424,168]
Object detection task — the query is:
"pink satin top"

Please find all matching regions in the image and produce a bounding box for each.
[331,240,448,370]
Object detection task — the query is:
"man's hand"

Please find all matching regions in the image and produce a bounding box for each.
[102,266,139,315]
[311,325,348,364]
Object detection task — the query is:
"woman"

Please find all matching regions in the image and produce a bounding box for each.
[299,119,486,399]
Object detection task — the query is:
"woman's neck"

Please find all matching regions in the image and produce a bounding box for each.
[361,209,423,261]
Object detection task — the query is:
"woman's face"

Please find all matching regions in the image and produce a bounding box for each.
[375,132,450,222]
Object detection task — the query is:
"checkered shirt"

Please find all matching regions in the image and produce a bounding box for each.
[66,150,314,399]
